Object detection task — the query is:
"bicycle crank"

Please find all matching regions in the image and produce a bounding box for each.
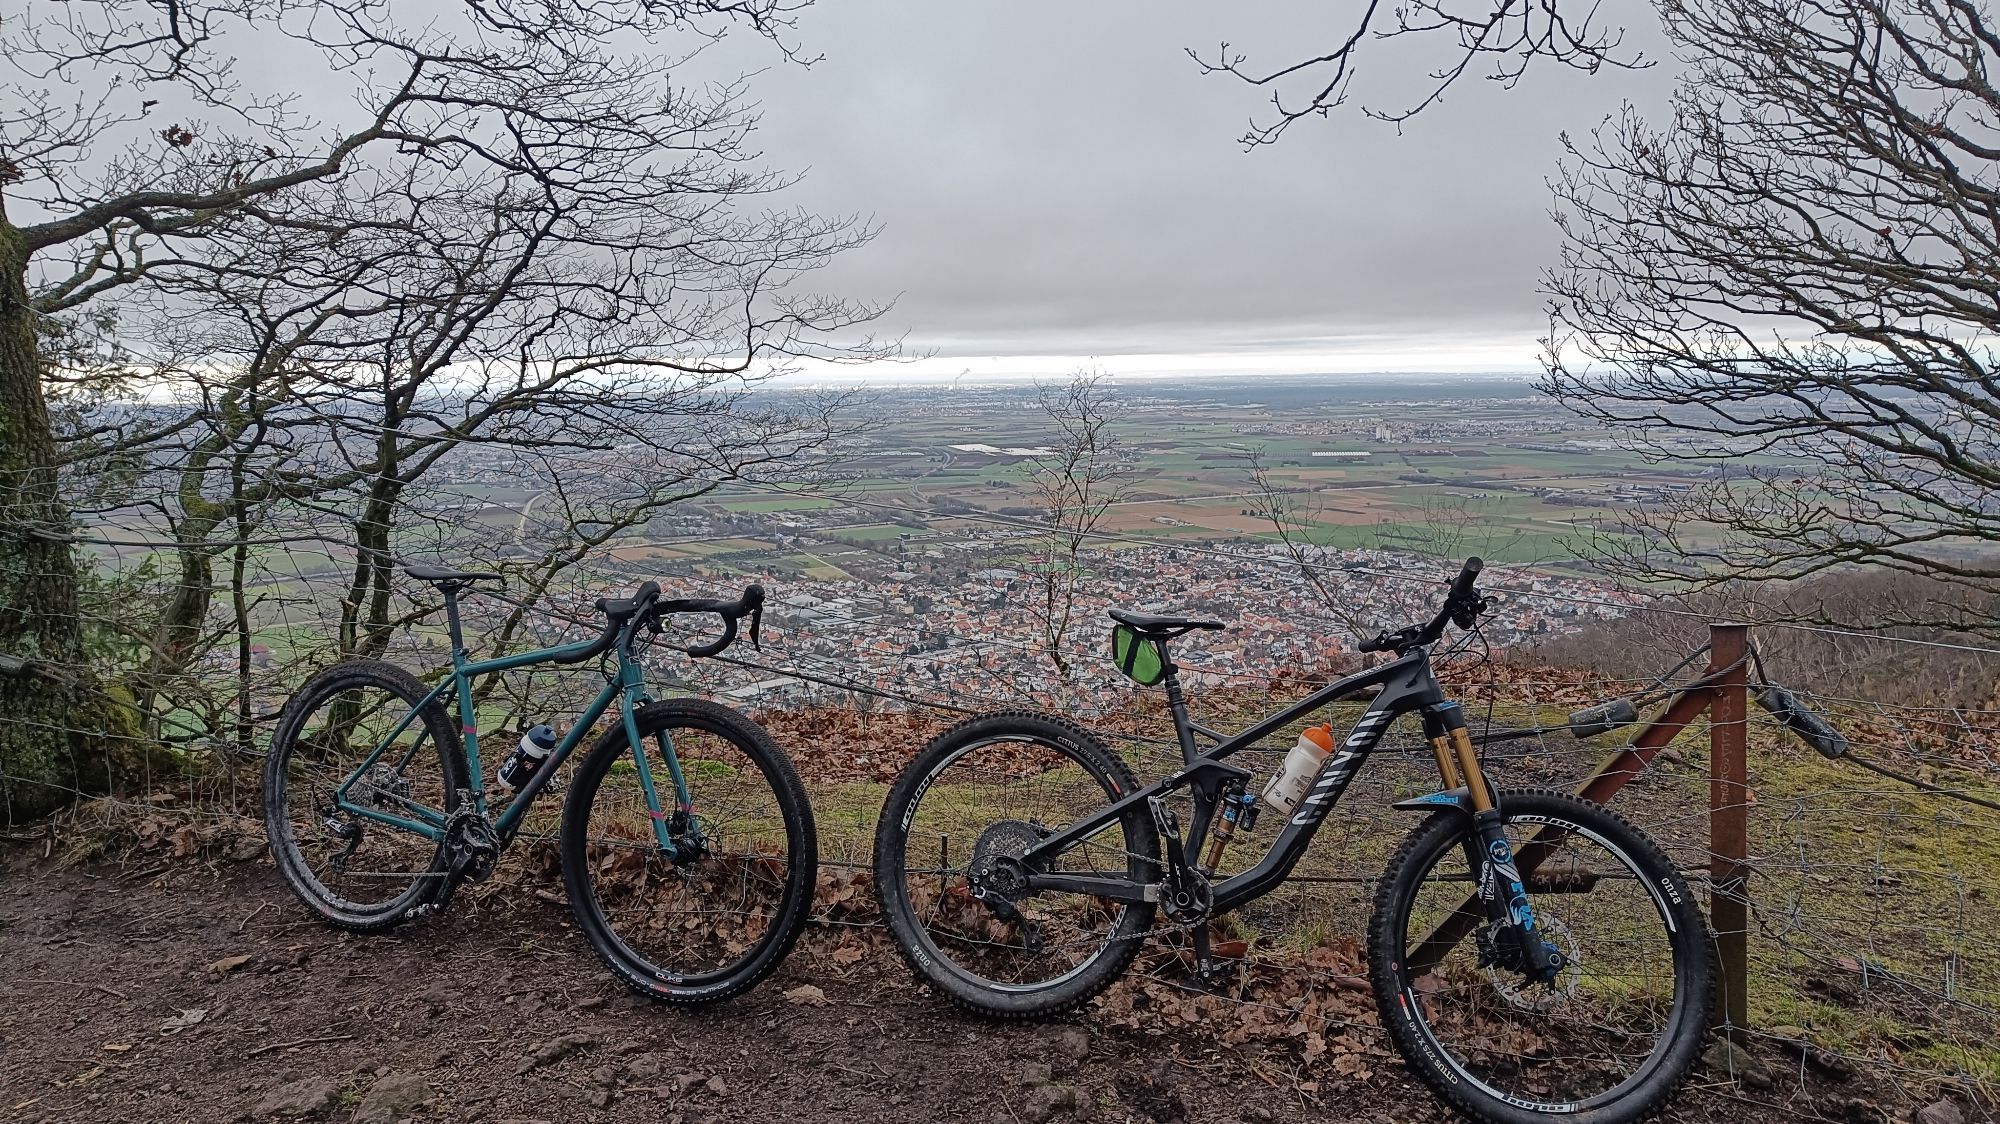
[443,807,501,884]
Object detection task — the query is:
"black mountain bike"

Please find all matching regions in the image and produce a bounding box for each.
[873,559,1712,1124]
[264,566,815,1005]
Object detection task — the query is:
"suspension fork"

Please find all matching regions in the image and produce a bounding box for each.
[1425,702,1561,983]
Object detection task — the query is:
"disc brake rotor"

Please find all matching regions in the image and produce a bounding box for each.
[1482,914,1583,1012]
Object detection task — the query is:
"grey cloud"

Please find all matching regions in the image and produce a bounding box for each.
[696,0,1676,361]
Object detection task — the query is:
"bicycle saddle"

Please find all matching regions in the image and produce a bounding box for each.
[1108,608,1225,636]
[404,562,502,586]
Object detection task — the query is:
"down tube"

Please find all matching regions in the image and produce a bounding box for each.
[1211,707,1399,913]
[492,677,621,840]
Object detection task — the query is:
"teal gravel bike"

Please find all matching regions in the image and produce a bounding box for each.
[263,564,815,1004]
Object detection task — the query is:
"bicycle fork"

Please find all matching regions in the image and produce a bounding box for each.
[1423,703,1565,984]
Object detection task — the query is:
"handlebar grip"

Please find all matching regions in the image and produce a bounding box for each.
[1357,633,1387,654]
[1449,557,1484,599]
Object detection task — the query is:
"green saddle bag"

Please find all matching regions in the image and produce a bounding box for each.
[1110,624,1165,686]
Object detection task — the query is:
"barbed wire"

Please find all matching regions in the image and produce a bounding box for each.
[11,523,2000,1109]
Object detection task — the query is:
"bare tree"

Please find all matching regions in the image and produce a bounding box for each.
[1190,0,1648,142]
[1245,448,1372,636]
[1022,375,1132,681]
[82,85,881,742]
[1540,0,2000,637]
[0,0,856,818]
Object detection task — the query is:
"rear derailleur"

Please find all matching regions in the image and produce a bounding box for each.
[966,820,1047,952]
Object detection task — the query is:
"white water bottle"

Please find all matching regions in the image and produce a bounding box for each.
[1261,724,1335,816]
[497,724,558,792]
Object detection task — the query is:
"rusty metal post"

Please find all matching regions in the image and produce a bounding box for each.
[1709,623,1751,1036]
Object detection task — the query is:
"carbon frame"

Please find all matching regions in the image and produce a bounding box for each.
[1018,644,1448,912]
[324,617,687,856]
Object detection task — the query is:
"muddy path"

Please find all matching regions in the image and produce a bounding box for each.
[0,851,1890,1124]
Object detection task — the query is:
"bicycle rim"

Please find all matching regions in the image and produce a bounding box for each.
[1388,810,1696,1113]
[271,677,452,915]
[569,712,804,990]
[894,735,1145,993]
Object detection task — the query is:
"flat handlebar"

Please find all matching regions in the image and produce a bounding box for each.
[1357,557,1488,654]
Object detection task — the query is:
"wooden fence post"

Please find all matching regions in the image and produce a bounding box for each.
[1709,622,1751,1036]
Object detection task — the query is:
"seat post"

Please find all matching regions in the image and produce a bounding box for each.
[442,583,468,659]
[1156,647,1201,766]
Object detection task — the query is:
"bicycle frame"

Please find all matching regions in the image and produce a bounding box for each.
[1018,640,1486,914]
[327,606,688,857]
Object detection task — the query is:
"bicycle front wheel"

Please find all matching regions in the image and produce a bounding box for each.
[560,698,815,1005]
[1368,788,1713,1124]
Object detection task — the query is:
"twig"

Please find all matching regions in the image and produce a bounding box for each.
[997,1090,1025,1124]
[236,901,269,934]
[245,1033,354,1058]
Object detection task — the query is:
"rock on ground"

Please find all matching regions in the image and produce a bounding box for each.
[348,1072,432,1124]
[248,1077,343,1119]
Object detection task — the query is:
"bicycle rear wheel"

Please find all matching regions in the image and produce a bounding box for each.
[560,698,815,1005]
[1368,788,1713,1124]
[263,660,465,931]
[873,711,1160,1019]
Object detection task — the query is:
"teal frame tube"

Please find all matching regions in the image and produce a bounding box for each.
[329,629,686,855]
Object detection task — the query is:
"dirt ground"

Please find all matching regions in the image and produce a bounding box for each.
[0,849,1940,1124]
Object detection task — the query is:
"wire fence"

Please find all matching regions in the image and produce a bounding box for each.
[5,517,2000,1121]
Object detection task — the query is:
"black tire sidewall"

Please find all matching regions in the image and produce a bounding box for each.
[559,697,817,1005]
[1367,787,1714,1124]
[262,659,465,931]
[872,710,1160,1019]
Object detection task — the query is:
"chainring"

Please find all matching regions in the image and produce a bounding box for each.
[444,810,500,883]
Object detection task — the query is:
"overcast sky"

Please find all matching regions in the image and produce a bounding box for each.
[698,0,1675,379]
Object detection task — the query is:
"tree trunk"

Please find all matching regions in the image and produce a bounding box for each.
[340,482,403,660]
[0,214,97,822]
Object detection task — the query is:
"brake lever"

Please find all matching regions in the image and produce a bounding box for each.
[748,605,763,650]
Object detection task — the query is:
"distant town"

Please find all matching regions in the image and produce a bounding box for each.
[109,375,1716,715]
